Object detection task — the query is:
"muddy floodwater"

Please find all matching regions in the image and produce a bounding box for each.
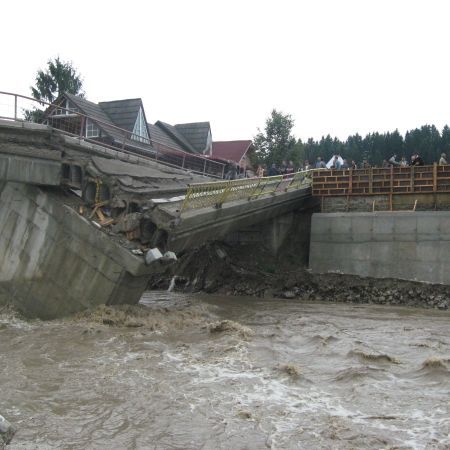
[1,293,450,449]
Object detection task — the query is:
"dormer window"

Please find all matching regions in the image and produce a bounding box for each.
[132,107,150,143]
[205,129,212,155]
[49,99,78,117]
[85,118,99,138]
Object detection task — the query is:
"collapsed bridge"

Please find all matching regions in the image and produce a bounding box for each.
[0,118,313,318]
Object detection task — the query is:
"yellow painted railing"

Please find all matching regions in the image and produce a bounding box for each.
[181,170,313,211]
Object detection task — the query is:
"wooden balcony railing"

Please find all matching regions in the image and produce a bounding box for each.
[312,164,450,197]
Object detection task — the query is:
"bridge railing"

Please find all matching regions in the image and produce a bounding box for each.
[312,164,450,196]
[181,170,313,211]
[0,91,225,179]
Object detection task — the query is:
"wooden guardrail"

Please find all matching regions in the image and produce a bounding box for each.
[312,164,450,196]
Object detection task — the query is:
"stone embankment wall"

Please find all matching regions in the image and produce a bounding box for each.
[310,211,450,284]
[0,182,150,319]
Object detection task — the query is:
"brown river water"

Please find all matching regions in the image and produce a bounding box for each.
[1,292,450,449]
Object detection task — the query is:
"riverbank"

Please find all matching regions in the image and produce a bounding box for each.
[148,243,450,310]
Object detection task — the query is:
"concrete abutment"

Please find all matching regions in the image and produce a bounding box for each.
[309,211,450,284]
[0,182,160,319]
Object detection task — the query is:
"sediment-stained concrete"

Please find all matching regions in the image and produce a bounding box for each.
[156,189,316,253]
[0,182,162,319]
[310,211,450,284]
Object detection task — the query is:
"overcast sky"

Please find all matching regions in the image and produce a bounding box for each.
[1,0,449,142]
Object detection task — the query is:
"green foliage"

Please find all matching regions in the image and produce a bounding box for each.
[253,109,296,165]
[25,57,84,122]
[290,126,449,167]
[31,57,84,103]
[253,108,450,167]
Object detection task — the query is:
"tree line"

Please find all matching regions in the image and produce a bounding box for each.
[25,60,450,169]
[253,110,450,168]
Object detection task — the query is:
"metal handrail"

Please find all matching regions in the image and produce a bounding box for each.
[0,90,225,178]
[181,170,313,211]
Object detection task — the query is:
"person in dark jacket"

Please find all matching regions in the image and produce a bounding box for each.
[411,153,424,166]
[268,163,279,176]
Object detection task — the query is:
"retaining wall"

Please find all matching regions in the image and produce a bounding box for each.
[310,211,450,284]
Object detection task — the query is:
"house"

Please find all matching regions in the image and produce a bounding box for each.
[211,140,254,171]
[153,121,212,155]
[44,93,152,151]
[44,93,213,157]
[42,93,226,177]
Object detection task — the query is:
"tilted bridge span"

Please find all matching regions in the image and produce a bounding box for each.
[0,105,313,317]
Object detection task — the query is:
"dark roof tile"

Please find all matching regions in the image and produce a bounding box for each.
[98,98,143,132]
[174,122,211,153]
[147,123,186,153]
[155,121,197,153]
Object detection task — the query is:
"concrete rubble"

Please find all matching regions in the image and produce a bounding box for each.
[0,414,16,448]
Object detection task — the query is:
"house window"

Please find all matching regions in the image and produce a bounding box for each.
[205,129,212,155]
[85,119,99,138]
[50,99,78,116]
[132,107,150,143]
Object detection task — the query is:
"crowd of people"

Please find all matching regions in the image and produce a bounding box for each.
[252,152,449,178]
[382,152,448,167]
[225,152,449,180]
[253,156,368,177]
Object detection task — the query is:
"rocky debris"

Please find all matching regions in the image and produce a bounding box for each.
[207,320,254,338]
[112,212,142,233]
[278,363,302,379]
[148,243,450,311]
[145,248,163,265]
[0,414,16,448]
[161,251,177,264]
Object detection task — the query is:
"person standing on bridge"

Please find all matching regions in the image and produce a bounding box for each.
[315,157,326,169]
[285,161,295,177]
[411,153,424,166]
[332,155,342,169]
[389,154,401,166]
[439,153,448,165]
[268,163,279,177]
[225,164,238,180]
[256,165,264,177]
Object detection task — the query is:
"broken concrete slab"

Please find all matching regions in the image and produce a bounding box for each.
[145,248,163,265]
[0,414,16,447]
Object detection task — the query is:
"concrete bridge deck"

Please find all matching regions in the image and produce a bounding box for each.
[0,119,314,317]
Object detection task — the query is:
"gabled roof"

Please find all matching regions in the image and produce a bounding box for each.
[147,123,186,153]
[98,98,144,132]
[63,93,124,142]
[155,121,197,153]
[174,122,211,153]
[211,140,253,163]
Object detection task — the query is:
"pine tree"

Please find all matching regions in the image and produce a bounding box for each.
[25,57,84,121]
